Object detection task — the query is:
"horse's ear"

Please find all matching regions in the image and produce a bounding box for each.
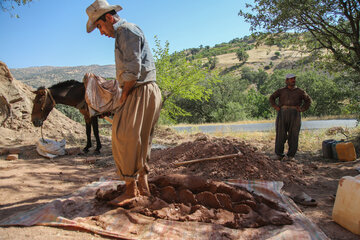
[34,89,46,95]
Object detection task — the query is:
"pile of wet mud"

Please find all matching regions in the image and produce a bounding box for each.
[96,174,293,229]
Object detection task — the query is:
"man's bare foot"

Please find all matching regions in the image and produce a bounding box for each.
[108,180,139,207]
[138,172,151,196]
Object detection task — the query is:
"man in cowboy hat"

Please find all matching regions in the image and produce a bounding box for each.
[86,0,162,205]
[269,73,311,161]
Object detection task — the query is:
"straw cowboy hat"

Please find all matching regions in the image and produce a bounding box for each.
[86,0,122,33]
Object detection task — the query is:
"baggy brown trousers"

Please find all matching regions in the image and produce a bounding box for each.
[112,82,161,181]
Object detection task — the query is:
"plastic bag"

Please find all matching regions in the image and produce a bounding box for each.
[36,138,66,159]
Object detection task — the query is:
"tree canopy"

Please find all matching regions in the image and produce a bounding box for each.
[152,37,220,123]
[1,0,33,17]
[239,0,360,78]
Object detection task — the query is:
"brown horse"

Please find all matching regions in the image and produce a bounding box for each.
[31,80,102,154]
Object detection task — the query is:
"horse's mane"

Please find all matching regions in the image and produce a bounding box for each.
[49,80,82,89]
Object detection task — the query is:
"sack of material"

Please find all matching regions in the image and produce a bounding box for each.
[36,138,66,159]
[83,73,122,117]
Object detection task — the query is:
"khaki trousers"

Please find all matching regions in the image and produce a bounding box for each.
[112,82,161,181]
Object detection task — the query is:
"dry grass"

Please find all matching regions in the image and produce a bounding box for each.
[168,123,359,155]
[214,44,309,74]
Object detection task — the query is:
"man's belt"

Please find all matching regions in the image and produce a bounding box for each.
[281,105,298,109]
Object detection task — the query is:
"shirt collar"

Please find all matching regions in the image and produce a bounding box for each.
[113,18,127,31]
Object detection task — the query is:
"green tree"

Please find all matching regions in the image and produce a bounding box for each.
[236,48,249,63]
[204,56,218,70]
[239,0,360,79]
[241,67,268,90]
[208,75,249,122]
[244,88,273,119]
[55,104,84,123]
[1,0,33,17]
[153,37,219,123]
[175,75,249,123]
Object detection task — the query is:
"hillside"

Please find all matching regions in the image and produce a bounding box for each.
[9,39,307,88]
[11,64,115,89]
[216,45,307,74]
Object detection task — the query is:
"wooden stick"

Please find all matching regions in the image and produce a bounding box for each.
[174,151,243,166]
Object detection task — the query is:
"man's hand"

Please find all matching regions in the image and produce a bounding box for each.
[119,92,128,105]
[274,106,280,112]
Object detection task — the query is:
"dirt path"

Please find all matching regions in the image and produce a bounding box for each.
[0,132,359,240]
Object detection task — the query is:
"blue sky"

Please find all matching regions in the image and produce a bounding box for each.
[0,0,251,69]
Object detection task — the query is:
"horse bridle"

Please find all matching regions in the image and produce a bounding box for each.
[41,88,56,111]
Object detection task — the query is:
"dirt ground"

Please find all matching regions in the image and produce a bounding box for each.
[0,125,359,240]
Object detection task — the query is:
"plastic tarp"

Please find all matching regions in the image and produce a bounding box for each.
[0,179,329,240]
[36,138,66,159]
[83,73,122,117]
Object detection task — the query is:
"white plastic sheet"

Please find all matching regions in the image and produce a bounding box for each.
[36,138,66,159]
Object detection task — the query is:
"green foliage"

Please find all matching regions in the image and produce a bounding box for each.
[55,104,84,123]
[205,75,249,122]
[153,36,220,123]
[174,74,249,123]
[334,74,360,121]
[241,67,268,90]
[236,48,249,63]
[183,36,254,60]
[204,56,218,70]
[1,0,33,17]
[210,102,248,122]
[244,88,273,119]
[239,0,360,76]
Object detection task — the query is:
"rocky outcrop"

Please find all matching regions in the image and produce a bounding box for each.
[0,61,86,146]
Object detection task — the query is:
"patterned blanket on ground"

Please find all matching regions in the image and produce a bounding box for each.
[0,179,329,240]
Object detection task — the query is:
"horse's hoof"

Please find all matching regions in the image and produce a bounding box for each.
[94,150,101,155]
[83,148,90,153]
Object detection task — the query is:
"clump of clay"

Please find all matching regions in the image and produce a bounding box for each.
[101,174,293,229]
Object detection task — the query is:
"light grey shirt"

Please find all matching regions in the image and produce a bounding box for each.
[114,19,156,87]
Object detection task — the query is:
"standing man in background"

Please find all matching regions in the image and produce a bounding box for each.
[86,0,162,205]
[269,73,311,161]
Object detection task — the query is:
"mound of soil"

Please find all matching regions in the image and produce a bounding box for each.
[149,134,312,186]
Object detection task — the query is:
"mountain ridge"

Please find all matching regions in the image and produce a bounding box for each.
[10,39,306,88]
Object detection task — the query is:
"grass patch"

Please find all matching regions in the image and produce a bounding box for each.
[178,125,360,155]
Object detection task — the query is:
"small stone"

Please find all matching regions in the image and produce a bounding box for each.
[6,154,18,161]
[85,157,97,164]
